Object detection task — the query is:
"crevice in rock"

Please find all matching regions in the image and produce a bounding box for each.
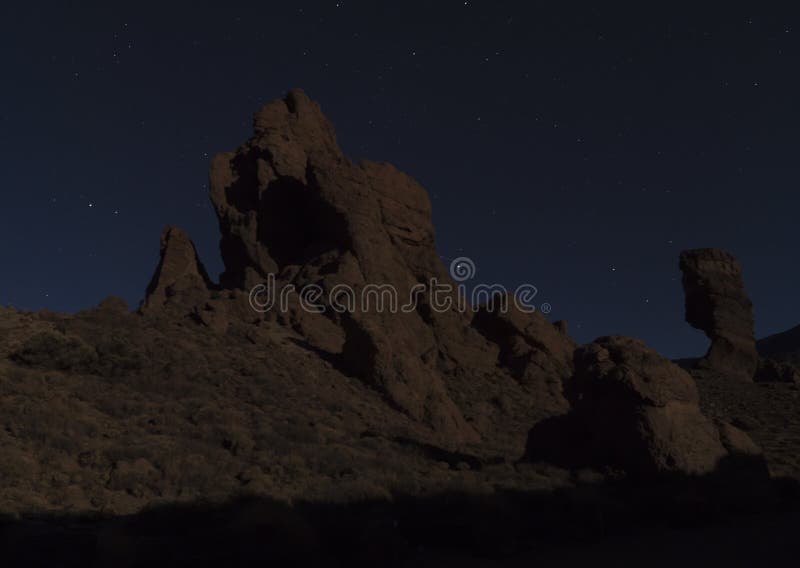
[256,176,351,269]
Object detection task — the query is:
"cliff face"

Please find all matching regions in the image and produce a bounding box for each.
[207,89,474,442]
[199,89,578,446]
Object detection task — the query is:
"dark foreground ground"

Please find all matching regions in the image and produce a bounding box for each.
[3,475,799,568]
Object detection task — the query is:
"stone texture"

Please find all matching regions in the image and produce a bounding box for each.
[472,296,574,414]
[2,90,781,524]
[679,248,758,381]
[206,89,482,444]
[140,226,213,316]
[201,89,579,447]
[525,336,765,478]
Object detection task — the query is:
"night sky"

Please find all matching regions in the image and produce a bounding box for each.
[2,2,798,358]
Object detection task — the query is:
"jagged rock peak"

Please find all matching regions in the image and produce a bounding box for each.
[208,88,436,290]
[205,90,482,442]
[199,89,579,445]
[679,248,758,381]
[252,88,343,161]
[140,225,212,315]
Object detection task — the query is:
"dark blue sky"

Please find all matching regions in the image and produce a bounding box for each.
[1,2,798,358]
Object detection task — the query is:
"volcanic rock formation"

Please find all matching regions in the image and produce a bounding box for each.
[525,336,764,477]
[0,89,778,523]
[472,295,574,413]
[140,226,213,316]
[679,248,759,381]
[199,89,586,446]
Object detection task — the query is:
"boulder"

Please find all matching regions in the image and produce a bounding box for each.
[525,336,765,478]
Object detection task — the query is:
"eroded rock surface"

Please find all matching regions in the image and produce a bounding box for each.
[0,90,785,521]
[472,296,574,415]
[679,248,758,381]
[140,226,213,316]
[526,336,765,478]
[203,89,578,447]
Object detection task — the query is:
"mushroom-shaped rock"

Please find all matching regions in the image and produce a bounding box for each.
[679,248,758,381]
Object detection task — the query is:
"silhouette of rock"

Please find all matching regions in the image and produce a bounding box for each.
[204,89,576,445]
[679,248,758,381]
[140,226,213,316]
[526,336,765,477]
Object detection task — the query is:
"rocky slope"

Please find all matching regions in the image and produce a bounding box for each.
[0,90,584,516]
[0,90,798,563]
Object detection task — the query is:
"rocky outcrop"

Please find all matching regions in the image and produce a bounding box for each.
[140,226,213,316]
[201,89,583,447]
[135,92,775,475]
[679,248,758,381]
[525,336,765,478]
[472,296,574,415]
[0,89,792,528]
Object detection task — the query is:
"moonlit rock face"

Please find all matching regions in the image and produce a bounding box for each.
[203,89,578,447]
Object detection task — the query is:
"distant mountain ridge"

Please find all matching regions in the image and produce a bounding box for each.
[758,324,800,366]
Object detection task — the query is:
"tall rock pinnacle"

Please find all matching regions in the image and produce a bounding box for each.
[679,248,758,381]
[207,89,484,444]
[140,226,212,316]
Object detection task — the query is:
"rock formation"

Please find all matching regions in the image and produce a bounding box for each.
[525,336,765,477]
[197,89,583,446]
[140,226,213,316]
[679,248,758,381]
[472,295,574,414]
[0,89,783,527]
